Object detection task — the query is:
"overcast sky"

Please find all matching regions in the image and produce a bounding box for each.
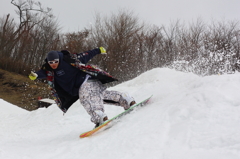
[0,0,239,33]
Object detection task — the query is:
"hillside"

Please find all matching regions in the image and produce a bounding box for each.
[0,69,50,110]
[0,68,240,159]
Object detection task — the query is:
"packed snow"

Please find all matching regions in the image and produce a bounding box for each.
[1,68,240,159]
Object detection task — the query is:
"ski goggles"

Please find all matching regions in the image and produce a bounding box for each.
[48,59,59,64]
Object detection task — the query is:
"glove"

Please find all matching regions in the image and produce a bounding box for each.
[99,47,107,54]
[29,71,38,80]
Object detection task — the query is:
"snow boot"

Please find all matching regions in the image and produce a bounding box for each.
[124,100,136,110]
[94,110,108,128]
[123,93,136,110]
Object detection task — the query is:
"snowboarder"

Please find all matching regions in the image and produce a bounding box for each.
[29,47,136,127]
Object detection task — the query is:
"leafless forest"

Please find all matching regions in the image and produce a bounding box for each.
[1,0,240,84]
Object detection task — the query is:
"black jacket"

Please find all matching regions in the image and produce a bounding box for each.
[35,48,117,113]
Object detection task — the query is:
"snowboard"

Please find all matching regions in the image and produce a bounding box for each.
[80,95,152,138]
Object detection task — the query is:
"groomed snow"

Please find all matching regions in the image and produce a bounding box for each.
[1,68,240,159]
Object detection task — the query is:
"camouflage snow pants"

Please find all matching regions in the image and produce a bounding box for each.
[79,80,131,124]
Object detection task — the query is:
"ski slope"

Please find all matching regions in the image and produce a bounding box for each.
[1,68,240,159]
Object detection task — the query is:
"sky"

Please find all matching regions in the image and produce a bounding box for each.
[0,0,239,33]
[1,67,240,159]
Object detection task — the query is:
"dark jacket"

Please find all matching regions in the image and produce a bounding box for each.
[36,48,102,112]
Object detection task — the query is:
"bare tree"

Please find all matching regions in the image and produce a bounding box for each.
[88,10,145,81]
[0,0,60,74]
[62,30,90,53]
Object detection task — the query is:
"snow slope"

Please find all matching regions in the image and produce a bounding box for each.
[0,68,240,159]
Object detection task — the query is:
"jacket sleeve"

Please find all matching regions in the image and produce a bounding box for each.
[34,62,52,79]
[35,69,47,79]
[76,48,101,64]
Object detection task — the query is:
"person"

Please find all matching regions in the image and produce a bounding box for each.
[29,47,136,127]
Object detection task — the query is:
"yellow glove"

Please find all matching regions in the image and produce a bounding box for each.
[99,47,107,54]
[29,71,38,81]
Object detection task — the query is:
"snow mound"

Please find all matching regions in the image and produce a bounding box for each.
[1,68,240,159]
